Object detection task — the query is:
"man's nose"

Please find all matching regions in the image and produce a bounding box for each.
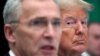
[76,22,84,35]
[44,23,55,41]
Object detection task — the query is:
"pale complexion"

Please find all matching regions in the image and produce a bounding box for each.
[4,0,61,56]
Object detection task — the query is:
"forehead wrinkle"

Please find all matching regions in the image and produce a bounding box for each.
[20,0,60,21]
[22,0,59,14]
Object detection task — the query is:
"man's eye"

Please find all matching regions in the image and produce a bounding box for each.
[32,20,47,26]
[66,20,76,26]
[94,35,100,40]
[52,19,61,27]
[66,21,74,25]
[81,21,87,25]
[65,17,76,26]
[53,20,61,26]
[81,19,87,25]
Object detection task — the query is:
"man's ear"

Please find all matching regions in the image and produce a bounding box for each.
[4,24,16,43]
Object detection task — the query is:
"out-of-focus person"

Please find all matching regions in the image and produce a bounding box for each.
[82,22,100,56]
[3,0,62,56]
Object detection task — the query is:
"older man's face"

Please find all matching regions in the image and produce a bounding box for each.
[61,7,88,52]
[88,23,100,56]
[10,0,61,56]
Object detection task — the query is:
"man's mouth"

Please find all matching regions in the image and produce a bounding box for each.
[40,45,56,54]
[73,40,85,45]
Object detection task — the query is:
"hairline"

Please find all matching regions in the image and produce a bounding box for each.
[3,0,22,24]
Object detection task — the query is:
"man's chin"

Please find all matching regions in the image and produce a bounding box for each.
[39,54,57,56]
[33,52,57,56]
[72,45,86,53]
[38,51,57,56]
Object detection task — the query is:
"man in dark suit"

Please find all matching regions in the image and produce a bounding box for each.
[5,53,9,56]
[3,0,62,56]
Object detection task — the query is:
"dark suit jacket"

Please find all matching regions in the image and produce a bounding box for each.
[4,53,10,56]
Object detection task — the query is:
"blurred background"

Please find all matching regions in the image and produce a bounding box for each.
[85,0,100,24]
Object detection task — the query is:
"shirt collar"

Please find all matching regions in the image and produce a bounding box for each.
[81,51,90,56]
[9,50,15,56]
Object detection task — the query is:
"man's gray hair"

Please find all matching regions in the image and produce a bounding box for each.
[55,0,93,11]
[3,0,22,24]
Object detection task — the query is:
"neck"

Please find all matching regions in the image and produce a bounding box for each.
[10,44,22,56]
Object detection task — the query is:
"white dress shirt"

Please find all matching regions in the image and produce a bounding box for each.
[9,50,15,56]
[81,51,90,56]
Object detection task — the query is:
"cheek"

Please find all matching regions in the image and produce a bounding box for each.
[83,30,88,44]
[60,35,71,49]
[15,29,36,48]
[84,29,88,38]
[89,39,98,46]
[15,28,45,55]
[15,26,44,49]
[88,38,99,51]
[60,28,75,49]
[63,28,75,42]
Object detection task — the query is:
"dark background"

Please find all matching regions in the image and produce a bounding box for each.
[0,0,9,56]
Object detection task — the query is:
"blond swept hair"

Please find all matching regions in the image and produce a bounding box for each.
[55,0,92,11]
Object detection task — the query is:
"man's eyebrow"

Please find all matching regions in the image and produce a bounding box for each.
[30,17,61,22]
[65,17,76,20]
[64,17,76,22]
[82,17,88,21]
[53,17,61,20]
